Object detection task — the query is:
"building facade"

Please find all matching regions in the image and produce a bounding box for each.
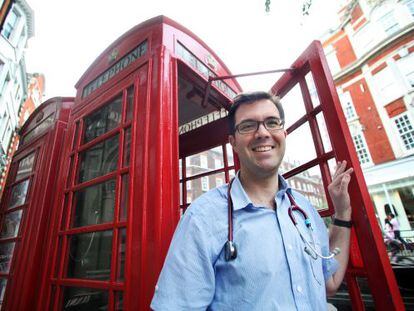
[0,0,35,197]
[321,0,414,233]
[0,73,44,197]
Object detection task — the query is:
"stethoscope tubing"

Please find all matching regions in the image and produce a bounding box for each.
[226,177,340,261]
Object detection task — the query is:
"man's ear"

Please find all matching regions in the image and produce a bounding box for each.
[229,135,237,152]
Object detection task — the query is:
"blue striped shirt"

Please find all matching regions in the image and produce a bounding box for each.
[151,174,338,310]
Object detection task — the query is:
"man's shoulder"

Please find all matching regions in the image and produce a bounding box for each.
[186,184,228,217]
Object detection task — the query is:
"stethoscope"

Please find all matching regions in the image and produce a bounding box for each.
[224,178,341,261]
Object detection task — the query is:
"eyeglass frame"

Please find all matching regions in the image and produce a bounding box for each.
[234,117,285,135]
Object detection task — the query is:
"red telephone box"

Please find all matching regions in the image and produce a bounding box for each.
[0,97,74,310]
[1,15,404,311]
[36,16,241,310]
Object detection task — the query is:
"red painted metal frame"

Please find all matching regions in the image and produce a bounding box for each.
[0,97,74,310]
[270,41,403,310]
[40,75,138,311]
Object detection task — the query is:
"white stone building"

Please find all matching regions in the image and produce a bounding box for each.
[0,0,34,173]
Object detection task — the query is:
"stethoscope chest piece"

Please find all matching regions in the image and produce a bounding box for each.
[225,240,237,261]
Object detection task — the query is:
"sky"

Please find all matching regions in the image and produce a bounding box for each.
[25,0,340,99]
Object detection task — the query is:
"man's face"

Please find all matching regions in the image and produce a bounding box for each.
[229,99,287,178]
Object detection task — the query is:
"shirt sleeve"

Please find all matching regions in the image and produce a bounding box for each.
[151,208,216,311]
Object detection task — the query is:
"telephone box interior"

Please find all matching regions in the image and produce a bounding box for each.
[0,15,405,311]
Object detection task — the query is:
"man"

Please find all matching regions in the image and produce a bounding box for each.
[388,213,410,250]
[151,91,353,310]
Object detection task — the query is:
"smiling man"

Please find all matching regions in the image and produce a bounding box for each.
[151,91,353,310]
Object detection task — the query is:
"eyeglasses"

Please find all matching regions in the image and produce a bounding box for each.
[234,117,285,134]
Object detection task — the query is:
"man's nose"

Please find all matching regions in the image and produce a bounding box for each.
[255,122,270,137]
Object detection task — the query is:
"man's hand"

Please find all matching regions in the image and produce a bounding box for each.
[328,160,353,219]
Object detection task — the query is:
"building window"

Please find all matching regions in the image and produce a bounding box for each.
[352,23,376,56]
[396,53,414,88]
[339,92,357,120]
[393,113,414,151]
[325,48,341,75]
[352,134,371,164]
[1,9,19,40]
[378,10,400,35]
[404,0,414,17]
[200,155,208,169]
[201,176,209,192]
[371,66,401,104]
[216,178,223,187]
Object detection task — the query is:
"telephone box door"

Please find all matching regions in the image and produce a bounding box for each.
[270,40,403,310]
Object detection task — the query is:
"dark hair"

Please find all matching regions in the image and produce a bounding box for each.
[384,218,393,228]
[227,91,285,135]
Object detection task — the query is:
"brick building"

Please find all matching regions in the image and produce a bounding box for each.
[321,0,414,232]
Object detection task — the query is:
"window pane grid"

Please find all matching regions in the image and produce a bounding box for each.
[352,134,370,164]
[394,114,414,150]
[57,85,133,299]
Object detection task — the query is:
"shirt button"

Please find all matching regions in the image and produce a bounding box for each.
[297,285,303,293]
[287,244,293,251]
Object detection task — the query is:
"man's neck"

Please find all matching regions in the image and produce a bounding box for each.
[238,169,279,210]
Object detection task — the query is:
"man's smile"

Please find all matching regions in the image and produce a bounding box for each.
[251,145,274,152]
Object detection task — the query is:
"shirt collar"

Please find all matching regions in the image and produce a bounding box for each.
[230,171,292,211]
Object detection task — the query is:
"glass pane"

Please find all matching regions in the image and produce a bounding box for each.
[357,277,375,309]
[23,113,55,144]
[72,122,80,150]
[280,83,307,129]
[16,153,35,181]
[284,123,316,171]
[123,128,131,168]
[119,175,129,222]
[9,179,30,209]
[63,287,109,310]
[179,158,182,180]
[115,291,124,310]
[0,279,7,309]
[117,228,126,281]
[180,182,183,205]
[0,242,15,273]
[72,179,116,228]
[187,172,225,203]
[78,135,119,183]
[316,112,332,153]
[286,165,328,211]
[84,95,122,143]
[66,156,74,188]
[54,238,63,277]
[0,210,23,239]
[126,86,134,121]
[305,72,320,107]
[229,169,236,180]
[185,146,223,178]
[61,194,70,230]
[67,230,112,280]
[226,143,234,167]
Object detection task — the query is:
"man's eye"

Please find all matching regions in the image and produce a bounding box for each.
[265,119,280,128]
[239,122,257,131]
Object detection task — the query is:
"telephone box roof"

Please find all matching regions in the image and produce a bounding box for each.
[75,15,242,94]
